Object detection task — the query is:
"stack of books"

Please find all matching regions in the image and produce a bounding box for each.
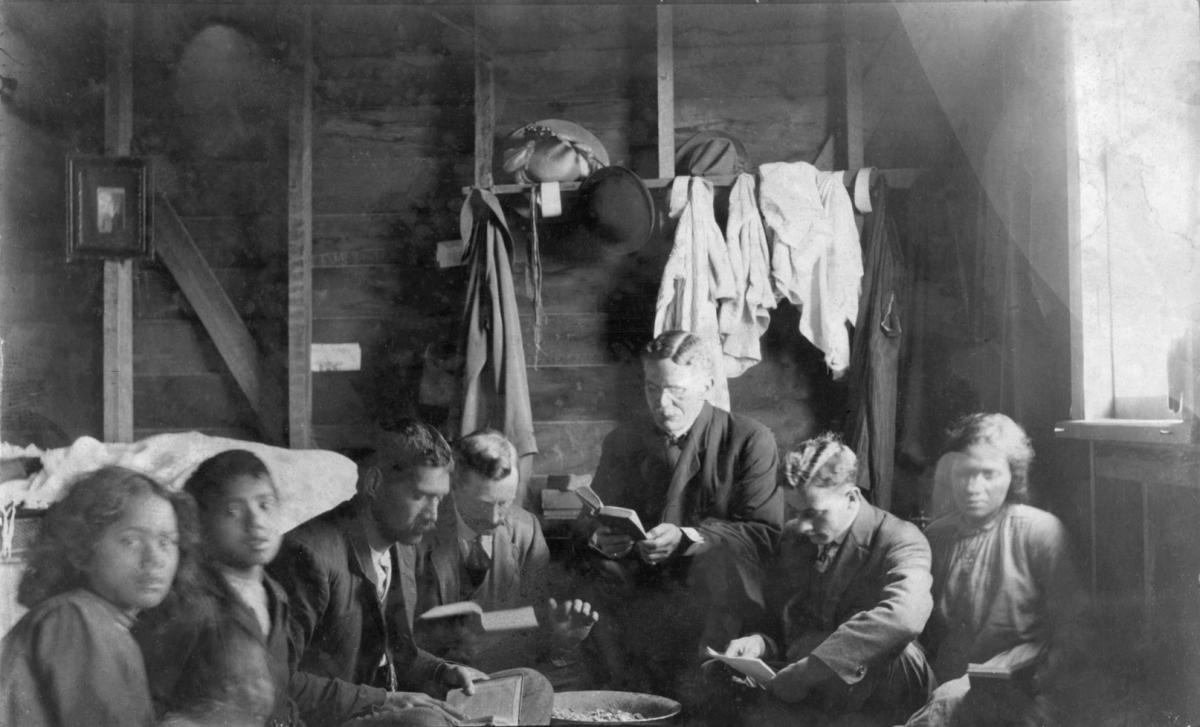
[539,474,593,527]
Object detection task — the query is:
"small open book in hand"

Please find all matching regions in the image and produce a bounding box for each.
[446,674,523,726]
[417,602,540,633]
[575,485,649,540]
[703,646,777,686]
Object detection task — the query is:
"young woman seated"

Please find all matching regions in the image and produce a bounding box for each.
[1,466,198,727]
[904,413,1092,727]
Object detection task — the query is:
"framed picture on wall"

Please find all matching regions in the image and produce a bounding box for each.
[66,156,151,261]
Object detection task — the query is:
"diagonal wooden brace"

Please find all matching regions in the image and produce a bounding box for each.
[154,194,282,443]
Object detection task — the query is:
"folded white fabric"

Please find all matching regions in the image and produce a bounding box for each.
[721,173,776,377]
[758,161,863,378]
[655,176,734,409]
[3,432,357,533]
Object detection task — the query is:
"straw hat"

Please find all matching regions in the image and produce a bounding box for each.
[501,119,610,184]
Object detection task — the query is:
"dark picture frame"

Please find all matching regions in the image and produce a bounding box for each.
[66,156,151,261]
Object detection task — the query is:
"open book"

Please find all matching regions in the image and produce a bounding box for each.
[446,674,523,726]
[702,646,777,686]
[575,485,648,540]
[967,641,1044,686]
[417,602,540,633]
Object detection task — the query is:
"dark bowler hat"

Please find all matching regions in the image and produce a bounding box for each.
[577,165,657,254]
[501,119,610,184]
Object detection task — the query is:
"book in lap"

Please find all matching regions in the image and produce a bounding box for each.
[967,641,1044,688]
[418,601,540,633]
[575,485,648,540]
[446,674,523,726]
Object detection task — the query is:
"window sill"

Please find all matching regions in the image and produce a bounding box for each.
[1054,418,1195,446]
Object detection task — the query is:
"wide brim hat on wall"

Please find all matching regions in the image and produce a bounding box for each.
[675,130,751,177]
[501,119,610,184]
[577,165,656,254]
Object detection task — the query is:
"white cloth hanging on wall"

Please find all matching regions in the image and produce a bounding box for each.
[721,173,775,377]
[759,161,863,378]
[654,176,734,410]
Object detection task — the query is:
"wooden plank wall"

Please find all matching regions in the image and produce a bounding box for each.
[307,7,473,452]
[1062,441,1200,716]
[0,4,107,447]
[44,5,475,450]
[4,5,892,481]
[483,6,654,479]
[485,5,848,485]
[129,9,292,442]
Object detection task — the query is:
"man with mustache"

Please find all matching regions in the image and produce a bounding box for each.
[575,331,782,699]
[270,420,553,725]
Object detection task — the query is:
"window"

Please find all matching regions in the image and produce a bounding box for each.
[1062,0,1200,441]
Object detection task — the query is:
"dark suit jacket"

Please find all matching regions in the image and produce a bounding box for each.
[136,567,386,727]
[590,403,782,564]
[763,502,932,685]
[414,495,552,671]
[268,497,445,693]
[418,495,550,612]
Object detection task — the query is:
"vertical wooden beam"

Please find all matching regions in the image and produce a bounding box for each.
[287,8,314,448]
[103,3,134,443]
[1087,441,1097,598]
[656,5,675,179]
[473,8,494,188]
[841,6,865,170]
[1141,479,1152,641]
[1065,52,1086,420]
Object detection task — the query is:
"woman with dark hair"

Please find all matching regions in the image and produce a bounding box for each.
[1,466,201,727]
[904,413,1090,727]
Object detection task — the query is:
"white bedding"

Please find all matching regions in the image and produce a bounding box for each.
[0,432,359,555]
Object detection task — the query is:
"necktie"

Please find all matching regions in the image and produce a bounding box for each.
[465,535,491,588]
[815,543,835,574]
[660,433,689,526]
[664,434,684,469]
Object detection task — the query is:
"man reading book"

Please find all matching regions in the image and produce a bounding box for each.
[573,330,782,699]
[709,433,936,726]
[269,421,555,725]
[413,429,597,682]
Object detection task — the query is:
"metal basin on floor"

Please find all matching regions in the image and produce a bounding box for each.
[551,690,682,725]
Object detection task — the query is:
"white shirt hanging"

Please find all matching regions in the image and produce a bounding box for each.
[654,176,735,410]
[759,162,864,378]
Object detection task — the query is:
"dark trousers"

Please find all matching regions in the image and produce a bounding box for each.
[575,545,761,702]
[697,640,936,727]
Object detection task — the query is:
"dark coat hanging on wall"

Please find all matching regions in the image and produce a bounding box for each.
[845,179,906,511]
[457,189,538,462]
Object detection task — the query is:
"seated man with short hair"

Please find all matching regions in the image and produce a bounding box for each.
[708,433,936,726]
[413,429,597,682]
